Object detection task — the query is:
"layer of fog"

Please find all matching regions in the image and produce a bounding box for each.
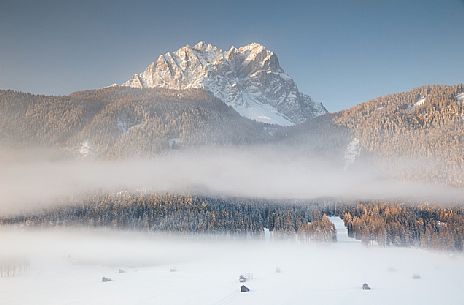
[1,228,462,305]
[0,146,463,215]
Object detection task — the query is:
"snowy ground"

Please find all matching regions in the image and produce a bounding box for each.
[1,224,463,305]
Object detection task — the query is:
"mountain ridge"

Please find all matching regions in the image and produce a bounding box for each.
[121,41,327,125]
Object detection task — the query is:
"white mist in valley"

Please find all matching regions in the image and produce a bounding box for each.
[1,228,462,305]
[0,146,463,215]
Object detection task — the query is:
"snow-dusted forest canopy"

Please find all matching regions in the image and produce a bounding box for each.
[2,193,464,252]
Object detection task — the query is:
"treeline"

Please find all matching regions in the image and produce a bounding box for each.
[342,202,464,251]
[0,193,336,241]
[3,194,464,251]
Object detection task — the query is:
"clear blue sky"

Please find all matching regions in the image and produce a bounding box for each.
[0,0,463,111]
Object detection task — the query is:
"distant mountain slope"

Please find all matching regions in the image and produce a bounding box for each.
[0,87,276,157]
[1,82,463,187]
[122,41,327,125]
[334,84,464,186]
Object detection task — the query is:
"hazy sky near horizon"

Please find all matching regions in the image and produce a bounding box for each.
[0,0,463,111]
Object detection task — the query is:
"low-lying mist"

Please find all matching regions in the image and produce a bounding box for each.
[1,228,463,305]
[0,145,463,215]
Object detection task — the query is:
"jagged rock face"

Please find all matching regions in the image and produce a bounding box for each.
[123,42,327,126]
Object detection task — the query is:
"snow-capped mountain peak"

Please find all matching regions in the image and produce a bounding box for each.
[122,42,327,125]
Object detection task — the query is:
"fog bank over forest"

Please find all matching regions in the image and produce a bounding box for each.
[1,145,462,215]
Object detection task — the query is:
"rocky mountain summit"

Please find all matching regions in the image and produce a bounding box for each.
[122,41,326,125]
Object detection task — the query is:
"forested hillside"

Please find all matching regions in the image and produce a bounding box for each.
[335,84,464,186]
[0,87,275,157]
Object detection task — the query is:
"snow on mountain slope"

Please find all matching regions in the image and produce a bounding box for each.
[122,42,327,125]
[414,97,426,107]
[344,137,361,170]
[456,92,464,102]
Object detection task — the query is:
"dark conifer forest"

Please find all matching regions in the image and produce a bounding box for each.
[3,193,464,251]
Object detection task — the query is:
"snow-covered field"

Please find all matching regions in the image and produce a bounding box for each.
[1,225,463,305]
